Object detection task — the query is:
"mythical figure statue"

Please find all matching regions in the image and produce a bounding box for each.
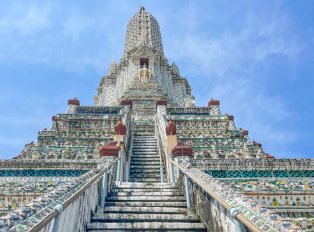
[256,148,265,159]
[137,63,153,83]
[194,150,204,159]
[62,146,74,159]
[75,151,89,160]
[93,142,101,159]
[211,145,219,159]
[242,142,251,159]
[184,96,195,107]
[45,152,57,159]
[31,144,43,159]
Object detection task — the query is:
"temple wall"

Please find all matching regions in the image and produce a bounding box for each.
[98,84,117,106]
[173,85,187,107]
[178,171,250,232]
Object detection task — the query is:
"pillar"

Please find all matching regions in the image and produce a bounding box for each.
[171,140,193,181]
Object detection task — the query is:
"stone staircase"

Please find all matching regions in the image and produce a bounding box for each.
[130,136,165,182]
[86,134,206,231]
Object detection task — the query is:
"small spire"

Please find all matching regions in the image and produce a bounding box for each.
[140,6,145,12]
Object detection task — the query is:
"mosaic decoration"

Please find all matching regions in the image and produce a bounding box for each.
[0,162,108,231]
[0,196,35,215]
[205,170,314,179]
[0,170,87,177]
[184,168,304,232]
[249,194,314,208]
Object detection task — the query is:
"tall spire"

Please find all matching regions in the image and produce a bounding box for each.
[124,8,164,56]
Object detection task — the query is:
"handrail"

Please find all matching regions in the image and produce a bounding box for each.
[170,160,262,232]
[156,115,169,182]
[30,158,120,232]
[127,118,135,180]
[6,158,120,232]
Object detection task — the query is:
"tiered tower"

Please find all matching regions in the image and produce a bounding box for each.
[0,7,312,232]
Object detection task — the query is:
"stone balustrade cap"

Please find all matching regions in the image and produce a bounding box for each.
[156,99,167,109]
[225,113,234,121]
[99,141,121,158]
[252,140,262,148]
[265,153,274,159]
[208,98,220,106]
[239,128,249,135]
[120,99,132,110]
[68,98,80,106]
[171,140,193,158]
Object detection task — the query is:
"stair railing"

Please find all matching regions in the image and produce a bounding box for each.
[125,117,134,182]
[156,113,169,182]
[169,160,299,232]
[3,157,120,232]
[121,106,132,182]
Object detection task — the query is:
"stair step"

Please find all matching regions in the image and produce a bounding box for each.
[130,170,161,173]
[87,222,206,231]
[130,165,160,169]
[133,150,159,156]
[129,179,161,182]
[110,188,180,193]
[130,174,165,179]
[104,202,187,207]
[106,196,186,202]
[108,192,183,196]
[103,206,187,214]
[133,141,157,144]
[92,213,200,222]
[131,155,159,158]
[132,145,157,148]
[131,162,160,165]
[115,182,177,188]
[131,155,160,162]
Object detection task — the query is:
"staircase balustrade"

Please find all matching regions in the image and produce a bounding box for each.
[0,158,120,232]
[156,106,169,182]
[170,160,305,232]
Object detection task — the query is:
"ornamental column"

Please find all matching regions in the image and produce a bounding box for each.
[166,117,177,180]
[99,141,121,180]
[114,116,126,181]
[171,140,193,181]
[66,97,80,114]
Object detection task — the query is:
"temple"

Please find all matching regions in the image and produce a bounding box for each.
[0,7,312,232]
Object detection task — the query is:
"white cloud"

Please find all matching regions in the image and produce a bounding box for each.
[0,4,51,35]
[63,9,95,40]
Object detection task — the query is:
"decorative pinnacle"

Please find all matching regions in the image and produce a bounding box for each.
[140,6,145,12]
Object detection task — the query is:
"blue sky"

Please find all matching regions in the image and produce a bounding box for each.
[0,0,314,159]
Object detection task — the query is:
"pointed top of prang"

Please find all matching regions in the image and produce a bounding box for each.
[166,117,176,136]
[115,116,126,135]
